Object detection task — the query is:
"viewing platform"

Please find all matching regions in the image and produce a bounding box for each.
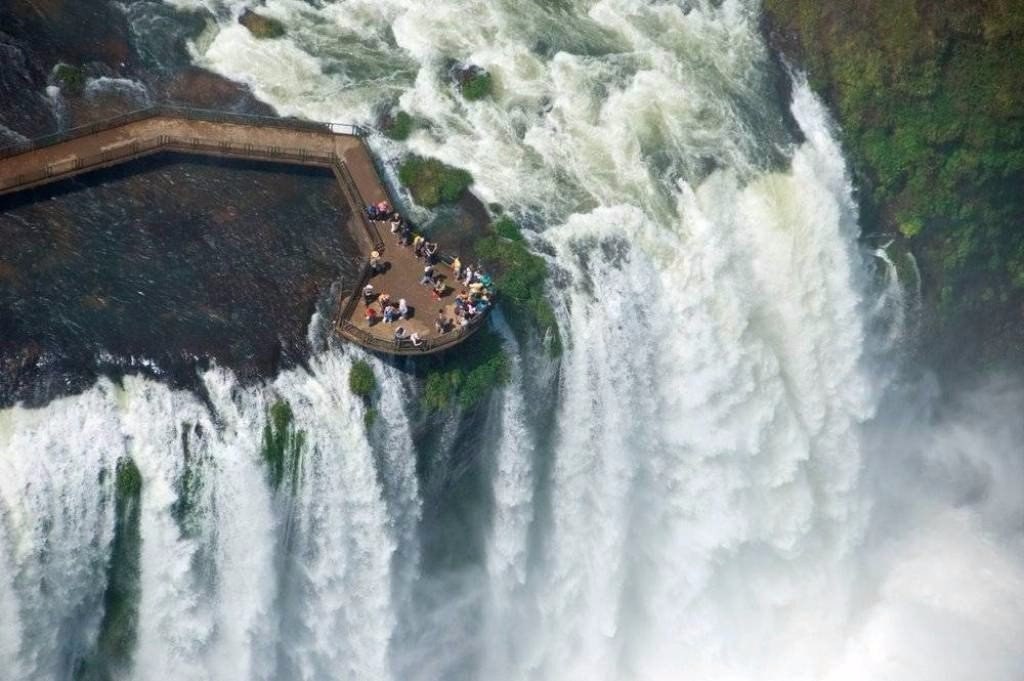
[0,106,486,356]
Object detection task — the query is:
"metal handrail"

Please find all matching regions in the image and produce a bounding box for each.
[331,161,384,252]
[337,312,486,354]
[0,104,367,161]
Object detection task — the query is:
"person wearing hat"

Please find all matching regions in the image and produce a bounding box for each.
[369,251,384,274]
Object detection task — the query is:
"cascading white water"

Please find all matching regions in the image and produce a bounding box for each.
[2,0,1023,679]
[479,315,537,677]
[0,355,414,681]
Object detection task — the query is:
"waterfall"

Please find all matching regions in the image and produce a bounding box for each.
[1,0,1022,678]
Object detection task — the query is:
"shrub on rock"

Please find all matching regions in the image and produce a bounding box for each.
[398,155,474,207]
[52,63,86,96]
[382,110,414,141]
[455,64,494,101]
[349,360,376,398]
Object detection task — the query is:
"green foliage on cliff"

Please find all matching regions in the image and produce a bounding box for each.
[262,400,305,493]
[493,215,525,241]
[763,0,1024,363]
[349,360,376,398]
[476,218,561,356]
[77,457,143,681]
[398,155,474,207]
[422,329,510,411]
[239,9,285,39]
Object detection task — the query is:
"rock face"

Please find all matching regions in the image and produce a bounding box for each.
[761,0,1024,376]
[0,154,359,408]
[0,31,56,138]
[238,9,286,40]
[0,0,346,407]
[0,0,273,139]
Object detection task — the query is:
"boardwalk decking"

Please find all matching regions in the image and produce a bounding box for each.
[0,106,483,355]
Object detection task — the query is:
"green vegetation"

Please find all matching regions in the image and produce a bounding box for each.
[170,425,205,539]
[52,63,86,96]
[349,361,378,428]
[262,400,305,494]
[349,360,376,398]
[493,215,525,241]
[476,217,561,355]
[77,457,142,681]
[460,69,494,102]
[422,329,510,411]
[398,155,474,208]
[364,407,378,429]
[763,0,1024,365]
[238,9,286,39]
[383,111,414,141]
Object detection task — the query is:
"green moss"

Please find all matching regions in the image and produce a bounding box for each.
[262,400,305,494]
[460,70,494,101]
[77,457,142,680]
[763,0,1024,367]
[476,218,561,356]
[898,218,923,239]
[364,407,378,429]
[349,360,376,398]
[116,457,142,499]
[383,111,414,141]
[170,425,205,539]
[493,215,525,241]
[52,63,86,96]
[422,329,510,411]
[238,9,285,39]
[398,155,474,208]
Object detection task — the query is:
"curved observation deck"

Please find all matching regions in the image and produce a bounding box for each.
[0,105,485,356]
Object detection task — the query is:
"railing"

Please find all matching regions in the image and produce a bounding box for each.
[337,308,488,354]
[0,107,489,355]
[0,104,367,160]
[330,154,495,354]
[330,161,384,252]
[2,133,333,190]
[331,234,491,355]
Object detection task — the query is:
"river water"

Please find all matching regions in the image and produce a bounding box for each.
[2,1,1023,679]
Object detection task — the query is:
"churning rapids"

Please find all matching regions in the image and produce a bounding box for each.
[2,1,1023,679]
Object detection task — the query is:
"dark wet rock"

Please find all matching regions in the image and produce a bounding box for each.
[158,67,274,114]
[123,1,213,73]
[239,9,286,40]
[0,153,361,409]
[0,0,277,140]
[0,0,132,69]
[0,0,354,408]
[0,32,55,137]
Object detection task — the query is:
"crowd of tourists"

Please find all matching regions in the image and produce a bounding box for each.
[360,201,496,347]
